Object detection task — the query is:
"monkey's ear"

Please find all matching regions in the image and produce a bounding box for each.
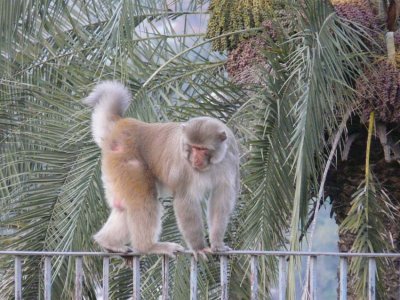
[218,131,227,142]
[181,123,186,130]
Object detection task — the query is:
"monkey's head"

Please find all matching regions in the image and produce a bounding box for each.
[181,117,228,172]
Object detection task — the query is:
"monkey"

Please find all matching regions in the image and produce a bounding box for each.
[83,81,240,259]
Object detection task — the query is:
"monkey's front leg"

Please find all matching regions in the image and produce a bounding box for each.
[173,194,208,260]
[208,184,236,252]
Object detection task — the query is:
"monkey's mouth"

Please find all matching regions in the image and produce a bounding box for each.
[193,164,210,172]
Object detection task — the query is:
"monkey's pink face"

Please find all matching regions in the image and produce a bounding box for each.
[188,145,211,171]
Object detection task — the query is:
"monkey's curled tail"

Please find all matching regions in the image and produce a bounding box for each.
[83,81,131,147]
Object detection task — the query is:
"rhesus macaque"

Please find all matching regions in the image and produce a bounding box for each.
[84,81,239,259]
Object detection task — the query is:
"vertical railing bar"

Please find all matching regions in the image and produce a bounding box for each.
[132,256,141,300]
[102,256,110,300]
[368,258,376,300]
[162,255,170,300]
[339,257,348,300]
[220,255,228,300]
[44,256,52,300]
[14,256,22,300]
[398,259,400,300]
[310,256,317,300]
[250,255,258,300]
[75,256,83,300]
[278,256,286,300]
[190,256,198,300]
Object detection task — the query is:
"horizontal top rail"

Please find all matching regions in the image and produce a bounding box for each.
[1,250,400,258]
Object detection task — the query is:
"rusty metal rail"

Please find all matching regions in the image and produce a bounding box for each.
[2,250,400,300]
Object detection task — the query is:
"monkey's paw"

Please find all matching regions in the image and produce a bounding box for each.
[192,248,213,261]
[210,245,232,253]
[153,242,185,258]
[165,242,185,257]
[103,245,133,254]
[207,244,232,254]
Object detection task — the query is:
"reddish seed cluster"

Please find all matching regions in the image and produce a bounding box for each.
[226,36,269,84]
[261,20,278,41]
[226,19,278,84]
[356,61,400,123]
[333,0,379,40]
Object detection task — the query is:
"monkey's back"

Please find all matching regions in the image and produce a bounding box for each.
[135,121,185,188]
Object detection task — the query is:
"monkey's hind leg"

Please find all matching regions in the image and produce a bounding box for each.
[93,209,131,253]
[126,196,184,258]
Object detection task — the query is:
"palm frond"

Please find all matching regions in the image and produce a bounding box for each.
[340,112,398,299]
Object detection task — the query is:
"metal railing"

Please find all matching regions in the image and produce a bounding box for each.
[1,250,400,300]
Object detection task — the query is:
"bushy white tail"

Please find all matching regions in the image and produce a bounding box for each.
[83,81,131,147]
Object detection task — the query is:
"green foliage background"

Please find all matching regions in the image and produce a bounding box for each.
[1,0,396,299]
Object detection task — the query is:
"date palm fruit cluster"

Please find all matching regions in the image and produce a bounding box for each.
[206,0,276,52]
[333,0,379,38]
[206,0,284,84]
[356,61,400,123]
[226,36,267,85]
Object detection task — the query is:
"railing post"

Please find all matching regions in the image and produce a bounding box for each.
[278,256,286,300]
[368,258,376,300]
[339,257,347,300]
[220,255,228,300]
[398,259,400,300]
[15,256,22,300]
[162,255,170,300]
[250,255,258,300]
[44,256,52,300]
[190,256,198,300]
[310,256,317,300]
[75,256,83,300]
[102,256,110,300]
[132,256,141,300]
